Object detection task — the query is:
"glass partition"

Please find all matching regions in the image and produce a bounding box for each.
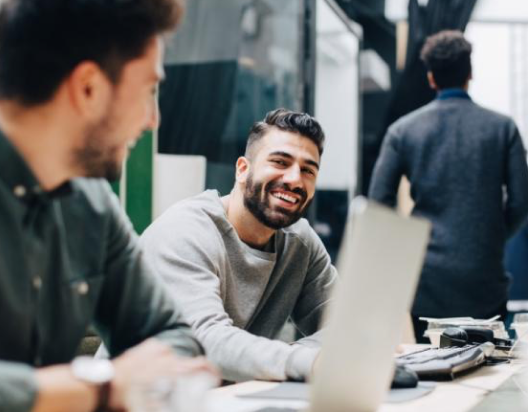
[158,0,306,195]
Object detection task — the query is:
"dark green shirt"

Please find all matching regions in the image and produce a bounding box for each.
[0,132,203,412]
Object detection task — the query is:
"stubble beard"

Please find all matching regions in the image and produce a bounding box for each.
[73,112,123,182]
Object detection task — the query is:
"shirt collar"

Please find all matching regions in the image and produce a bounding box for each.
[436,88,471,101]
[0,129,72,204]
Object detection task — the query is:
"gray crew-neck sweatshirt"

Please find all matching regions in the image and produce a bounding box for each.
[140,190,337,382]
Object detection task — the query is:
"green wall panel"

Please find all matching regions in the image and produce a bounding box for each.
[125,131,153,234]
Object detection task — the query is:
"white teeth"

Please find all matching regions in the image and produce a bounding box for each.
[272,192,298,204]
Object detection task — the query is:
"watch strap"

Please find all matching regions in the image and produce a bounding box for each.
[94,381,111,412]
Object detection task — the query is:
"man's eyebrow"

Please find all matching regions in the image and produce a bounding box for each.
[305,159,320,170]
[268,151,320,170]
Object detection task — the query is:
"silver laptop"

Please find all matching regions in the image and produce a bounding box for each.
[310,197,431,412]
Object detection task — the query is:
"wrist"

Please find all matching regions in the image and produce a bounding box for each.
[71,357,114,412]
[285,346,320,381]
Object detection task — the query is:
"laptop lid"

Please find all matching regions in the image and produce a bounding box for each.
[310,197,430,412]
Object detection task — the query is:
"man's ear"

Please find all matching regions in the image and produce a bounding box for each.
[66,61,112,121]
[236,156,250,184]
[467,71,473,82]
[427,71,437,90]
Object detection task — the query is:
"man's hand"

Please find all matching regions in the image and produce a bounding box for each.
[109,339,219,410]
[395,344,405,354]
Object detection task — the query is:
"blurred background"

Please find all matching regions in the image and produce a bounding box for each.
[113,0,528,313]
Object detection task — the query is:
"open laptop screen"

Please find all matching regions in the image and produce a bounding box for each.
[311,197,431,412]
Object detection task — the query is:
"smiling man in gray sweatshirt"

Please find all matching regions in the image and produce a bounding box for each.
[141,109,337,382]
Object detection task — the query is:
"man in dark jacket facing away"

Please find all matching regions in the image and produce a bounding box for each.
[369,30,528,342]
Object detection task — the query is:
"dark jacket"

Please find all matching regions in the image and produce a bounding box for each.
[369,92,528,317]
[0,131,203,412]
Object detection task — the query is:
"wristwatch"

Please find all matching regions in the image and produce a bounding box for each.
[71,356,115,412]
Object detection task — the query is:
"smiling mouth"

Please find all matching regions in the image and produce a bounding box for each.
[270,191,300,205]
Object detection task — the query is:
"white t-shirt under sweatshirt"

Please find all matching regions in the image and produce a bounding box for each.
[140,190,337,382]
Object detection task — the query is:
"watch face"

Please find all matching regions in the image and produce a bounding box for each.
[72,356,115,384]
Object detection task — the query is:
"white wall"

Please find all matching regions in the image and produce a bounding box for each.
[315,0,360,193]
[466,23,511,115]
[466,22,528,146]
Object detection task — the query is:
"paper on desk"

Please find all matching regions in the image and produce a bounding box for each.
[419,316,509,339]
[418,317,500,326]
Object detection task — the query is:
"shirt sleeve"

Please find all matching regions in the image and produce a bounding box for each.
[140,212,317,382]
[504,124,528,237]
[0,361,37,412]
[285,225,336,380]
[368,129,405,207]
[291,225,336,338]
[93,186,203,358]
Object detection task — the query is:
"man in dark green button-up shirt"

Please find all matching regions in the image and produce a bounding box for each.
[0,1,216,412]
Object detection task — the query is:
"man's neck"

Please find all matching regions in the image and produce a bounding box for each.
[222,189,276,250]
[436,81,469,93]
[0,101,78,191]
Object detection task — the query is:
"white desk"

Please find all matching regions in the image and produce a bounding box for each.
[206,362,527,412]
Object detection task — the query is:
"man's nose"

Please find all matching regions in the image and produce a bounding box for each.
[145,97,161,131]
[282,165,302,188]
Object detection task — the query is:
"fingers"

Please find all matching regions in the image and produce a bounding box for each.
[110,340,219,410]
[120,341,216,375]
[170,356,220,384]
[142,356,219,382]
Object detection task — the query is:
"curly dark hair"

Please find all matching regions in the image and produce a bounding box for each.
[0,0,184,106]
[420,30,472,89]
[245,108,325,157]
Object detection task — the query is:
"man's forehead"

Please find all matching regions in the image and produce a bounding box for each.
[258,129,320,159]
[155,37,166,80]
[121,36,164,81]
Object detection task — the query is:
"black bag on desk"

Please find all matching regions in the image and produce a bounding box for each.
[440,327,514,350]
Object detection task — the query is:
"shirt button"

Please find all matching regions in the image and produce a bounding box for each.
[13,185,26,197]
[77,282,89,295]
[32,277,42,290]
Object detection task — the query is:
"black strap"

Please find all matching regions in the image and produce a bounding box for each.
[94,381,111,412]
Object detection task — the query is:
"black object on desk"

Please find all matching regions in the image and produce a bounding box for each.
[440,327,514,350]
[396,344,486,380]
[391,365,419,388]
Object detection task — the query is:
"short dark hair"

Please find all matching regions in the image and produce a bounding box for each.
[420,30,472,89]
[0,0,183,106]
[245,108,325,157]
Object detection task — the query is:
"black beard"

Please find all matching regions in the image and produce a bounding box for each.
[243,174,311,230]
